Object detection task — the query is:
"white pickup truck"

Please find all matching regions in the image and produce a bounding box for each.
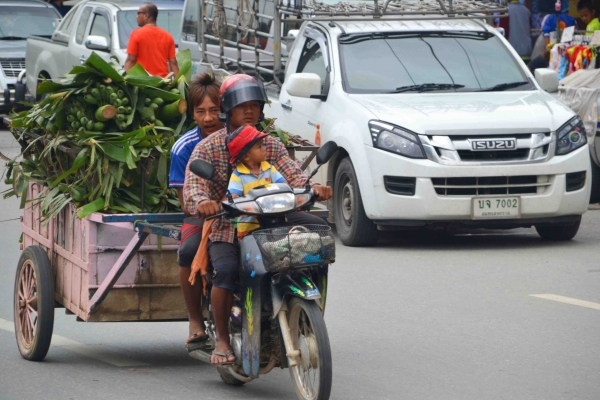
[24,0,183,100]
[182,0,591,246]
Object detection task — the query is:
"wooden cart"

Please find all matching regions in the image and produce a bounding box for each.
[8,121,327,361]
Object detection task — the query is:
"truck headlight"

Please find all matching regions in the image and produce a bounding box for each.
[556,117,587,155]
[369,121,425,159]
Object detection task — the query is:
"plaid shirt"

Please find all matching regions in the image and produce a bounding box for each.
[183,128,312,244]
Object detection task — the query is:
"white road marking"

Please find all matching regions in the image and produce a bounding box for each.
[0,317,149,367]
[530,294,600,311]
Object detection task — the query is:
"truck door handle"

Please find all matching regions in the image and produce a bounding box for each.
[80,55,86,64]
[281,101,292,111]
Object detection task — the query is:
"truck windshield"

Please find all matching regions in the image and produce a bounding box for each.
[339,32,533,93]
[117,10,182,48]
[0,6,60,39]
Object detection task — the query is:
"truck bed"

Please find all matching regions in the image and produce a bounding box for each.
[25,36,69,97]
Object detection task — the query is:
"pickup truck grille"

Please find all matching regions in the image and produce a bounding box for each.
[1,59,25,78]
[421,132,553,165]
[432,175,552,196]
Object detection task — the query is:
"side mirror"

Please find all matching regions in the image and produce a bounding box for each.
[286,73,322,99]
[85,35,110,51]
[306,141,338,183]
[534,68,559,93]
[284,29,299,52]
[190,159,214,180]
[316,141,338,165]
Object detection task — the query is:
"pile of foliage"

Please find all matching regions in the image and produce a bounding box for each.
[3,51,194,221]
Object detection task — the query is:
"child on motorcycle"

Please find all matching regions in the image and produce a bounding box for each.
[226,125,287,238]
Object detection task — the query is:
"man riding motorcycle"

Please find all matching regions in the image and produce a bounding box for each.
[183,74,333,365]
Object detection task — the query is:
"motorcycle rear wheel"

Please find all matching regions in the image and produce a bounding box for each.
[287,298,332,400]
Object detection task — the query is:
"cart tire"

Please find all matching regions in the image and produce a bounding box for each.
[14,245,55,361]
[217,366,246,386]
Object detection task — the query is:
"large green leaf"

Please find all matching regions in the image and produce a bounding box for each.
[77,197,106,218]
[124,75,165,87]
[125,63,149,77]
[175,49,193,83]
[84,52,124,83]
[49,148,89,187]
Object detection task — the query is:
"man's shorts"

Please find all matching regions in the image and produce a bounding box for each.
[178,217,203,267]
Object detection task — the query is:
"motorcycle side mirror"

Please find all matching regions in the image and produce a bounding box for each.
[306,141,338,184]
[190,159,214,180]
[316,141,338,165]
[189,159,235,203]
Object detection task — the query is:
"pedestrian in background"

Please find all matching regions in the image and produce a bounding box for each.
[577,0,600,33]
[48,0,71,16]
[505,0,533,58]
[541,8,577,45]
[124,2,179,78]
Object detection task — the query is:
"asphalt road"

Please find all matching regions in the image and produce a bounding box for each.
[1,124,599,400]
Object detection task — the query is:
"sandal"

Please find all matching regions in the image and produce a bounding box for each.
[211,349,236,365]
[186,332,209,345]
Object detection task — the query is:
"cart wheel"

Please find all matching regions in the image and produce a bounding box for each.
[13,246,55,361]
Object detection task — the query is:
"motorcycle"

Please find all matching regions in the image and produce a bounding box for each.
[187,141,338,400]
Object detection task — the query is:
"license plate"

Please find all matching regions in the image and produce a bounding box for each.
[472,197,521,219]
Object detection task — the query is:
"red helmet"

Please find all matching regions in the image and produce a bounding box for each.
[219,74,268,114]
[226,125,268,164]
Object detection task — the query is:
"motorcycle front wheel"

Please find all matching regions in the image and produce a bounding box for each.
[287,297,332,400]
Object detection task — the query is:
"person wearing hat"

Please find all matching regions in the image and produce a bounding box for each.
[183,74,332,365]
[226,125,287,237]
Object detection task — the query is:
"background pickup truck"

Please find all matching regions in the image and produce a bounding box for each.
[0,0,60,115]
[25,0,183,100]
[186,0,592,246]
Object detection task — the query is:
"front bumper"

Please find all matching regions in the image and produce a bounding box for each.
[361,144,591,224]
[0,85,16,114]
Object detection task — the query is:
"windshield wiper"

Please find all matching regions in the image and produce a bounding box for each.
[0,36,28,41]
[478,81,529,92]
[393,83,465,93]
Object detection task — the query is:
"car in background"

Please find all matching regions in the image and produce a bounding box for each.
[24,0,183,100]
[0,0,61,115]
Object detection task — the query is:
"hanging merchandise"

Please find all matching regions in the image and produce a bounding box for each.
[548,37,598,80]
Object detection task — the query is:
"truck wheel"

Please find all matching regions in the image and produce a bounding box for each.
[36,73,50,101]
[14,246,55,361]
[589,157,600,203]
[535,216,581,241]
[333,158,378,246]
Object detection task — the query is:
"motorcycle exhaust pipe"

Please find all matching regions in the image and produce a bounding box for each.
[188,348,212,364]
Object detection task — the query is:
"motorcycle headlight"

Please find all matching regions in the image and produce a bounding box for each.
[369,121,425,159]
[294,193,312,208]
[236,200,262,214]
[256,193,296,213]
[556,117,587,155]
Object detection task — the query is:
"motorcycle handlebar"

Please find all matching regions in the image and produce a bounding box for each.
[206,211,229,221]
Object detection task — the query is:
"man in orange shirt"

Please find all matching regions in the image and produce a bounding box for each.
[124,3,179,78]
